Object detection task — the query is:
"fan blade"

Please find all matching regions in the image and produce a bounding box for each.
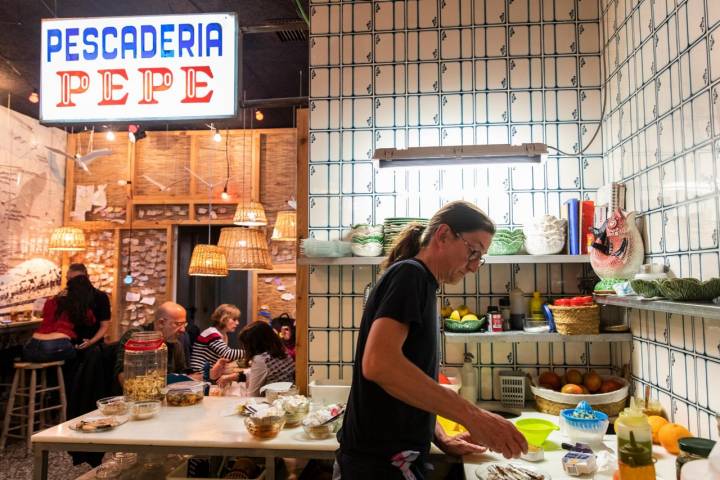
[142,175,169,191]
[45,146,75,160]
[183,166,211,187]
[79,148,111,165]
[76,158,90,173]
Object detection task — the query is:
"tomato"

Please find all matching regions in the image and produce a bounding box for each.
[555,298,570,306]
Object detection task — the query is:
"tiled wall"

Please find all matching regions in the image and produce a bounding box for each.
[601,0,719,439]
[306,0,630,401]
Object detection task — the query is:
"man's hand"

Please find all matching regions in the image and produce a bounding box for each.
[435,430,487,456]
[76,339,92,350]
[209,358,232,381]
[462,409,527,459]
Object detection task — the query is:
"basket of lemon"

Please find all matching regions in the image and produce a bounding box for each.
[442,305,485,332]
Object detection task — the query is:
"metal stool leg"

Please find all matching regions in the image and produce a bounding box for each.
[56,365,66,423]
[0,368,20,449]
[26,369,37,452]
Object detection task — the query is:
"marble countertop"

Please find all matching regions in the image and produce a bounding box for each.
[463,409,677,480]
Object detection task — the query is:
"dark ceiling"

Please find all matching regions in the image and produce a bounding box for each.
[0,0,309,130]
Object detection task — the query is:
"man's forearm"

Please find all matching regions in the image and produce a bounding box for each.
[86,320,110,345]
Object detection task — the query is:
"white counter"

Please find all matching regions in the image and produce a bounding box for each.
[463,410,677,480]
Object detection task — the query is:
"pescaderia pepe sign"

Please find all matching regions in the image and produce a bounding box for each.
[40,13,238,123]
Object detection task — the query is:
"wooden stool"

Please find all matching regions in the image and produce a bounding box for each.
[0,361,66,451]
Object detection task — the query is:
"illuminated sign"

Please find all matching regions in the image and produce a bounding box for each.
[40,13,237,123]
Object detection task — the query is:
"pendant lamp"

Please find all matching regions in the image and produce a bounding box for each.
[270,211,297,242]
[232,200,268,226]
[217,227,273,270]
[188,244,229,277]
[48,227,86,251]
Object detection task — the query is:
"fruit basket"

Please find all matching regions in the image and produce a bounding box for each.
[443,318,485,333]
[530,375,629,417]
[547,304,600,335]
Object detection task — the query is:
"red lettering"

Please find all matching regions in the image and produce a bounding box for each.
[56,71,89,107]
[137,67,173,104]
[97,69,128,106]
[181,66,213,103]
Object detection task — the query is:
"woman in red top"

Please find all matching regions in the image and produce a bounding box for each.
[23,275,97,363]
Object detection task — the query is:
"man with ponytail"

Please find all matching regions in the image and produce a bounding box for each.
[335,200,527,479]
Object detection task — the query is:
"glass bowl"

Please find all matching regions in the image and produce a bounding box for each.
[97,396,129,416]
[129,400,161,420]
[303,420,340,440]
[264,384,298,402]
[244,415,286,439]
[274,395,310,427]
[165,381,205,406]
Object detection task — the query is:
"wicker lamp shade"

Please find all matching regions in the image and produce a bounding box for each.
[271,211,297,242]
[218,227,273,270]
[48,227,86,251]
[188,244,229,277]
[232,201,268,227]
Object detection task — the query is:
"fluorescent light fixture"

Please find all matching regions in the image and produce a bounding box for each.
[373,143,548,168]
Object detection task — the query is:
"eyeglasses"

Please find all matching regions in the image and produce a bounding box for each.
[454,231,487,266]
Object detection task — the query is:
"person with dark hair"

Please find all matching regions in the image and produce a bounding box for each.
[23,275,96,362]
[272,314,296,360]
[66,263,112,350]
[336,200,527,479]
[238,321,295,397]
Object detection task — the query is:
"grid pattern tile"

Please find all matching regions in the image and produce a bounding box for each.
[307,0,610,401]
[602,0,720,439]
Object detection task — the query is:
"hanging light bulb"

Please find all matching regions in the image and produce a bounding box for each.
[106,130,115,141]
[255,109,264,121]
[220,185,231,201]
[28,89,39,104]
[213,130,222,142]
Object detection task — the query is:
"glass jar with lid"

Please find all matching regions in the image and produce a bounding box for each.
[676,437,716,480]
[123,331,167,401]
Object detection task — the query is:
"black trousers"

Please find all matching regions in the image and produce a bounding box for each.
[334,451,427,480]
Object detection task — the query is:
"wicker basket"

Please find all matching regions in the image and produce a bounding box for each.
[530,376,629,417]
[548,304,600,335]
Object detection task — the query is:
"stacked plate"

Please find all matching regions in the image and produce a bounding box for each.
[382,217,428,255]
[350,224,384,257]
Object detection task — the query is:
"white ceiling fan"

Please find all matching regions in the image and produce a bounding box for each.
[45,128,111,173]
[141,174,185,193]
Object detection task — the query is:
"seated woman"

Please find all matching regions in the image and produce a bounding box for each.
[237,321,295,397]
[23,275,96,363]
[272,313,296,360]
[189,304,242,373]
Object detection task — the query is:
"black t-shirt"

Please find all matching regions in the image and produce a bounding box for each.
[338,258,439,460]
[75,287,111,340]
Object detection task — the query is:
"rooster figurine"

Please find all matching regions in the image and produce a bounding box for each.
[590,208,645,291]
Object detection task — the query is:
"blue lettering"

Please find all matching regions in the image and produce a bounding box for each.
[65,28,79,61]
[46,29,62,61]
[206,22,222,56]
[197,23,202,54]
[140,25,156,58]
[178,23,194,57]
[82,28,98,60]
[102,27,117,59]
[160,24,174,58]
[121,26,137,59]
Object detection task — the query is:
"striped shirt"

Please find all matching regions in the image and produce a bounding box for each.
[189,327,242,372]
[246,352,296,397]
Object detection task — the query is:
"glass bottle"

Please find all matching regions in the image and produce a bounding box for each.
[123,331,167,401]
[616,398,655,480]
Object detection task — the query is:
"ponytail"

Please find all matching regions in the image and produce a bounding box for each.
[383,223,426,268]
[383,200,495,269]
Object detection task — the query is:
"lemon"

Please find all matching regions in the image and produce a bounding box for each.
[449,310,461,321]
[461,314,478,322]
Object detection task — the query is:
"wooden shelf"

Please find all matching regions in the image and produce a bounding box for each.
[297,254,589,266]
[443,331,633,344]
[594,295,720,320]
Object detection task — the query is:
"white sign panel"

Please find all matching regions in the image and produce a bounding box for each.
[40,13,237,123]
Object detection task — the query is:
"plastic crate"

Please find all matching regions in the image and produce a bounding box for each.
[499,370,526,408]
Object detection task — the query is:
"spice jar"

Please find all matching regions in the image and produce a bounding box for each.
[676,438,715,480]
[123,331,167,401]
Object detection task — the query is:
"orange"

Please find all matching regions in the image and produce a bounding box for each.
[561,384,584,394]
[647,415,669,444]
[657,423,692,454]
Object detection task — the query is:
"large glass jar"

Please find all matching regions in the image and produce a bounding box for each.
[123,331,167,401]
